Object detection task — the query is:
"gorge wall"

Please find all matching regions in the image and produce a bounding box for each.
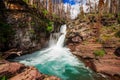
[0,0,64,56]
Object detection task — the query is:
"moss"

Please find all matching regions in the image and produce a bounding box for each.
[115,30,120,38]
[0,53,2,60]
[0,22,15,43]
[100,24,120,42]
[117,14,120,24]
[0,76,7,80]
[46,21,53,32]
[43,10,48,16]
[29,29,35,34]
[52,13,58,18]
[31,22,35,25]
[93,49,105,57]
[101,35,111,42]
[103,13,114,19]
[23,0,29,2]
[18,22,28,28]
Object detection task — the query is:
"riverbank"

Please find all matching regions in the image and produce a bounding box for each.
[0,0,65,79]
[0,60,60,80]
[67,42,120,80]
[66,15,120,80]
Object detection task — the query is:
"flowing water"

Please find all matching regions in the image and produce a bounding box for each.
[13,25,95,80]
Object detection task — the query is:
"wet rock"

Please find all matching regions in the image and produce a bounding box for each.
[67,43,76,51]
[2,49,22,59]
[44,76,61,80]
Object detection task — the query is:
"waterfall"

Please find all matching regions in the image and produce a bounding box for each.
[56,25,66,47]
[49,33,60,47]
[13,24,95,80]
[49,25,66,47]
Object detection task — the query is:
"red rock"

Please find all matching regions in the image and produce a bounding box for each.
[0,62,25,77]
[9,67,43,80]
[10,66,60,80]
[44,76,61,80]
[0,61,60,80]
[67,43,76,51]
[72,36,82,43]
[73,43,102,58]
[94,59,120,76]
[69,42,120,78]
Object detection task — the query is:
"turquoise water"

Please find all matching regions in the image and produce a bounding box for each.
[13,25,95,80]
[14,47,95,80]
[35,50,94,80]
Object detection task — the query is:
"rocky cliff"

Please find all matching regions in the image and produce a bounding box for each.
[0,0,64,58]
[66,13,120,80]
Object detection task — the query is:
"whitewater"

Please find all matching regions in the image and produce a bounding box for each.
[13,25,94,80]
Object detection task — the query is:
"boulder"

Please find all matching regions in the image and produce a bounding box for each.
[10,66,60,80]
[93,59,120,76]
[0,61,60,80]
[9,67,43,80]
[0,62,25,77]
[72,36,82,43]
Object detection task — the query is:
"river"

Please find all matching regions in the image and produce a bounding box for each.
[13,25,98,80]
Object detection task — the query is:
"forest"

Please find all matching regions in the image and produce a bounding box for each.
[0,0,120,80]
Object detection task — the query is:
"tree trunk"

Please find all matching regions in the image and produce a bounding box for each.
[48,0,53,15]
[110,0,117,14]
[43,0,47,9]
[98,0,104,14]
[104,0,110,13]
[29,0,34,5]
[117,0,120,13]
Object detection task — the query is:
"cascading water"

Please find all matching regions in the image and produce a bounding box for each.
[13,25,95,80]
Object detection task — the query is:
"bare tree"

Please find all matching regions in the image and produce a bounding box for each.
[98,0,104,15]
[110,0,117,14]
[104,0,110,13]
[48,0,53,14]
[117,0,120,13]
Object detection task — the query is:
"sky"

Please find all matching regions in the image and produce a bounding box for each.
[63,0,86,5]
[63,0,86,19]
[63,0,99,19]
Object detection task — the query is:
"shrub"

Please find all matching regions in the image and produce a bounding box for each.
[0,22,14,43]
[23,0,29,3]
[0,76,7,80]
[43,10,48,16]
[93,49,105,57]
[46,21,53,32]
[117,13,120,24]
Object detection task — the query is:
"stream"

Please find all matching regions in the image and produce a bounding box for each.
[13,25,97,80]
